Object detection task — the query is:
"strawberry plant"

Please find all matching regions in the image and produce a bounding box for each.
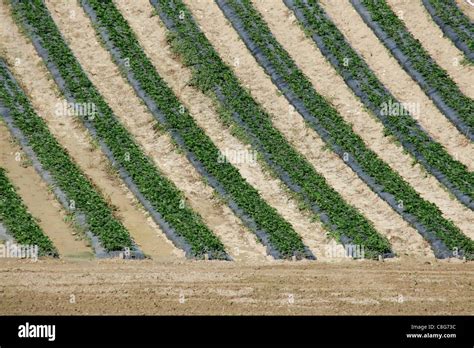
[0,167,57,256]
[224,0,474,259]
[10,0,227,259]
[0,59,134,252]
[151,0,394,259]
[284,0,474,258]
[353,0,474,140]
[288,0,474,210]
[423,0,474,63]
[80,0,311,259]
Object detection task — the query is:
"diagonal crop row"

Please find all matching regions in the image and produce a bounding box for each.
[351,0,474,140]
[79,0,311,260]
[151,0,394,259]
[0,58,134,253]
[285,0,474,251]
[0,166,57,256]
[285,0,474,209]
[218,0,474,259]
[422,0,474,63]
[286,0,474,211]
[10,0,227,259]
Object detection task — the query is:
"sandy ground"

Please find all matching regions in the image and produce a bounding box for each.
[0,123,92,258]
[115,0,331,260]
[253,1,474,241]
[0,258,472,315]
[0,2,179,260]
[387,0,474,98]
[45,0,269,262]
[320,0,474,170]
[456,0,474,21]
[185,0,433,258]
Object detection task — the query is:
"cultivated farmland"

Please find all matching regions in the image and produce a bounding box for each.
[0,0,473,315]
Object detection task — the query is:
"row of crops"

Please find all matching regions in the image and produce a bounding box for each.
[0,59,133,253]
[0,166,57,256]
[79,0,311,260]
[1,0,472,260]
[422,0,474,63]
[285,0,474,211]
[353,0,474,140]
[216,0,474,259]
[10,0,227,259]
[152,0,394,259]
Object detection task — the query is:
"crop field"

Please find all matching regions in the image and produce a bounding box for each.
[0,0,473,316]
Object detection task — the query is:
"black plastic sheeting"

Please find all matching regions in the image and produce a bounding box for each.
[217,0,460,258]
[344,0,474,210]
[422,0,474,62]
[8,5,206,260]
[149,0,323,260]
[81,0,311,260]
[285,0,473,212]
[0,60,129,258]
[351,0,473,141]
[0,221,11,242]
[156,0,395,259]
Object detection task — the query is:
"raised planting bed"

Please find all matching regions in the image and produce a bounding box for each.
[80,0,312,260]
[422,0,474,63]
[352,0,474,140]
[151,0,395,259]
[10,0,228,260]
[0,59,143,256]
[0,166,57,256]
[280,0,474,258]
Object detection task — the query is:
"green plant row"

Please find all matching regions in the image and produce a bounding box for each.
[292,0,473,209]
[423,0,474,63]
[221,0,474,259]
[0,59,134,251]
[81,0,309,259]
[0,166,57,256]
[152,0,393,259]
[357,0,474,137]
[10,0,227,259]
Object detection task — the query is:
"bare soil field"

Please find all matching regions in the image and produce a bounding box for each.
[0,258,472,315]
